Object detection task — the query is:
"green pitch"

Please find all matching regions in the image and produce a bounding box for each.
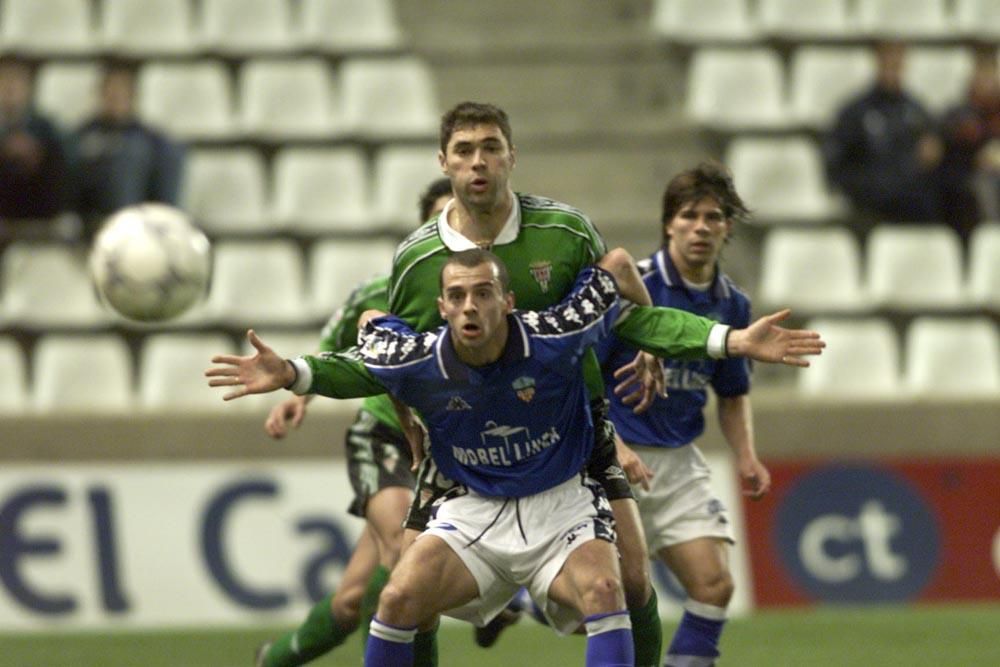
[4,604,999,666]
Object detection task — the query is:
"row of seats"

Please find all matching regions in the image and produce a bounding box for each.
[759,224,1000,312]
[653,0,1000,43]
[0,238,399,328]
[0,0,400,55]
[3,314,997,414]
[36,56,438,141]
[0,330,352,413]
[799,316,1000,398]
[687,45,981,130]
[181,145,442,233]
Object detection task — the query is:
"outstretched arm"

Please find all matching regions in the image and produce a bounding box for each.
[206,330,295,400]
[726,309,824,366]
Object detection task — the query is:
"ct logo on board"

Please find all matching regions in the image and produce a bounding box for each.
[775,465,940,602]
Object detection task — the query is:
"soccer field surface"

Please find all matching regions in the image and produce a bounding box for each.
[5,603,999,666]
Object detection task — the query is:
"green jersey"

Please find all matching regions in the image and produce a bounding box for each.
[317,274,401,431]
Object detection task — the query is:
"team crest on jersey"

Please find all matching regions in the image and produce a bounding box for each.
[529,260,552,292]
[446,395,472,411]
[512,375,536,402]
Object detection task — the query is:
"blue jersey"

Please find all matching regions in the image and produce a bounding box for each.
[598,248,751,448]
[360,267,621,497]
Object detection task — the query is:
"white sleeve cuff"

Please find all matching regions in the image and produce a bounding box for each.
[706,323,731,360]
[288,357,313,395]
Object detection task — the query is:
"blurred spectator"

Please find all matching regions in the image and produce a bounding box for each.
[71,62,185,238]
[823,41,943,223]
[939,48,1000,241]
[0,55,70,232]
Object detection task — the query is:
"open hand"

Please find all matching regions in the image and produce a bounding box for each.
[205,330,295,400]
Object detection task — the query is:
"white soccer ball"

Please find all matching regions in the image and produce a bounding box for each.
[89,203,212,322]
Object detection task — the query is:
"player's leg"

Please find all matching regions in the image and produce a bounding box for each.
[659,537,732,667]
[357,485,413,646]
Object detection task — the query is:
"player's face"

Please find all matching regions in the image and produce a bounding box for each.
[438,261,513,359]
[439,124,515,213]
[664,197,732,280]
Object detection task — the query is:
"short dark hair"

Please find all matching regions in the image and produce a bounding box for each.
[440,248,510,292]
[660,161,750,242]
[439,101,513,153]
[418,177,452,222]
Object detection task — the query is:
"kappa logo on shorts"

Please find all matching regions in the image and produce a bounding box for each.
[529,260,552,292]
[512,376,536,402]
[446,395,472,411]
[564,521,589,546]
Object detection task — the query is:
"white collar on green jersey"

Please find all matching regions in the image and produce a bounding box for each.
[436,190,521,250]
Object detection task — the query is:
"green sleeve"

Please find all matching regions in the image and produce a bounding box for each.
[613,305,715,361]
[318,276,390,352]
[302,351,387,399]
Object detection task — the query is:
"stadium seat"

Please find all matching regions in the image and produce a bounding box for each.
[954,0,1000,40]
[798,317,900,398]
[0,0,95,53]
[198,0,293,53]
[789,47,876,129]
[902,47,975,115]
[0,337,28,412]
[865,224,965,310]
[309,237,399,317]
[685,48,787,130]
[137,60,235,140]
[967,223,1000,308]
[340,58,439,139]
[758,227,866,313]
[903,317,1000,396]
[1,243,109,327]
[650,0,756,43]
[756,0,852,38]
[139,333,254,411]
[371,146,445,228]
[34,61,102,130]
[298,0,402,52]
[271,147,369,233]
[32,334,133,412]
[238,59,341,140]
[181,149,270,234]
[100,0,195,55]
[206,240,309,326]
[856,0,951,38]
[725,136,844,223]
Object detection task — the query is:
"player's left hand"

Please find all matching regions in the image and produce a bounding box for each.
[727,309,825,367]
[613,351,666,414]
[615,435,653,491]
[205,330,293,400]
[739,457,771,500]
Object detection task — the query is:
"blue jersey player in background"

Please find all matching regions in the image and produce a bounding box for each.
[599,162,770,667]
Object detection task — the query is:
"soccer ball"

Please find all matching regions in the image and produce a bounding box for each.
[89,203,212,322]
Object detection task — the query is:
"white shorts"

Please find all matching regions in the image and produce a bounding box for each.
[631,444,734,556]
[421,475,616,635]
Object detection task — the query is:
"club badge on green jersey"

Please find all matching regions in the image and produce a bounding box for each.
[529,260,552,292]
[512,375,536,402]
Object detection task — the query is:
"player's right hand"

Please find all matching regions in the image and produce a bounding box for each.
[265,395,309,439]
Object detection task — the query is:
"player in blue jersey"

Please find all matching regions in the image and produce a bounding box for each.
[598,162,769,667]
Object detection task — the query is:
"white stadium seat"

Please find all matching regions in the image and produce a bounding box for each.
[967,224,1000,308]
[650,0,756,43]
[1,243,108,327]
[685,48,787,130]
[181,149,270,233]
[100,0,195,55]
[299,0,402,52]
[137,60,235,140]
[758,227,866,313]
[789,47,876,129]
[0,0,95,54]
[798,318,900,398]
[954,0,1000,40]
[238,59,341,139]
[32,334,133,412]
[34,61,102,130]
[866,225,965,310]
[271,147,370,233]
[904,317,1000,396]
[756,0,852,39]
[309,238,398,317]
[340,58,439,139]
[903,47,975,115]
[371,146,444,228]
[726,136,843,223]
[139,333,252,411]
[0,337,28,412]
[856,0,951,38]
[198,0,293,53]
[206,240,309,326]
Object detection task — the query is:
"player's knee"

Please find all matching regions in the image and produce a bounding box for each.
[376,581,420,625]
[330,589,363,627]
[689,570,734,608]
[581,574,625,614]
